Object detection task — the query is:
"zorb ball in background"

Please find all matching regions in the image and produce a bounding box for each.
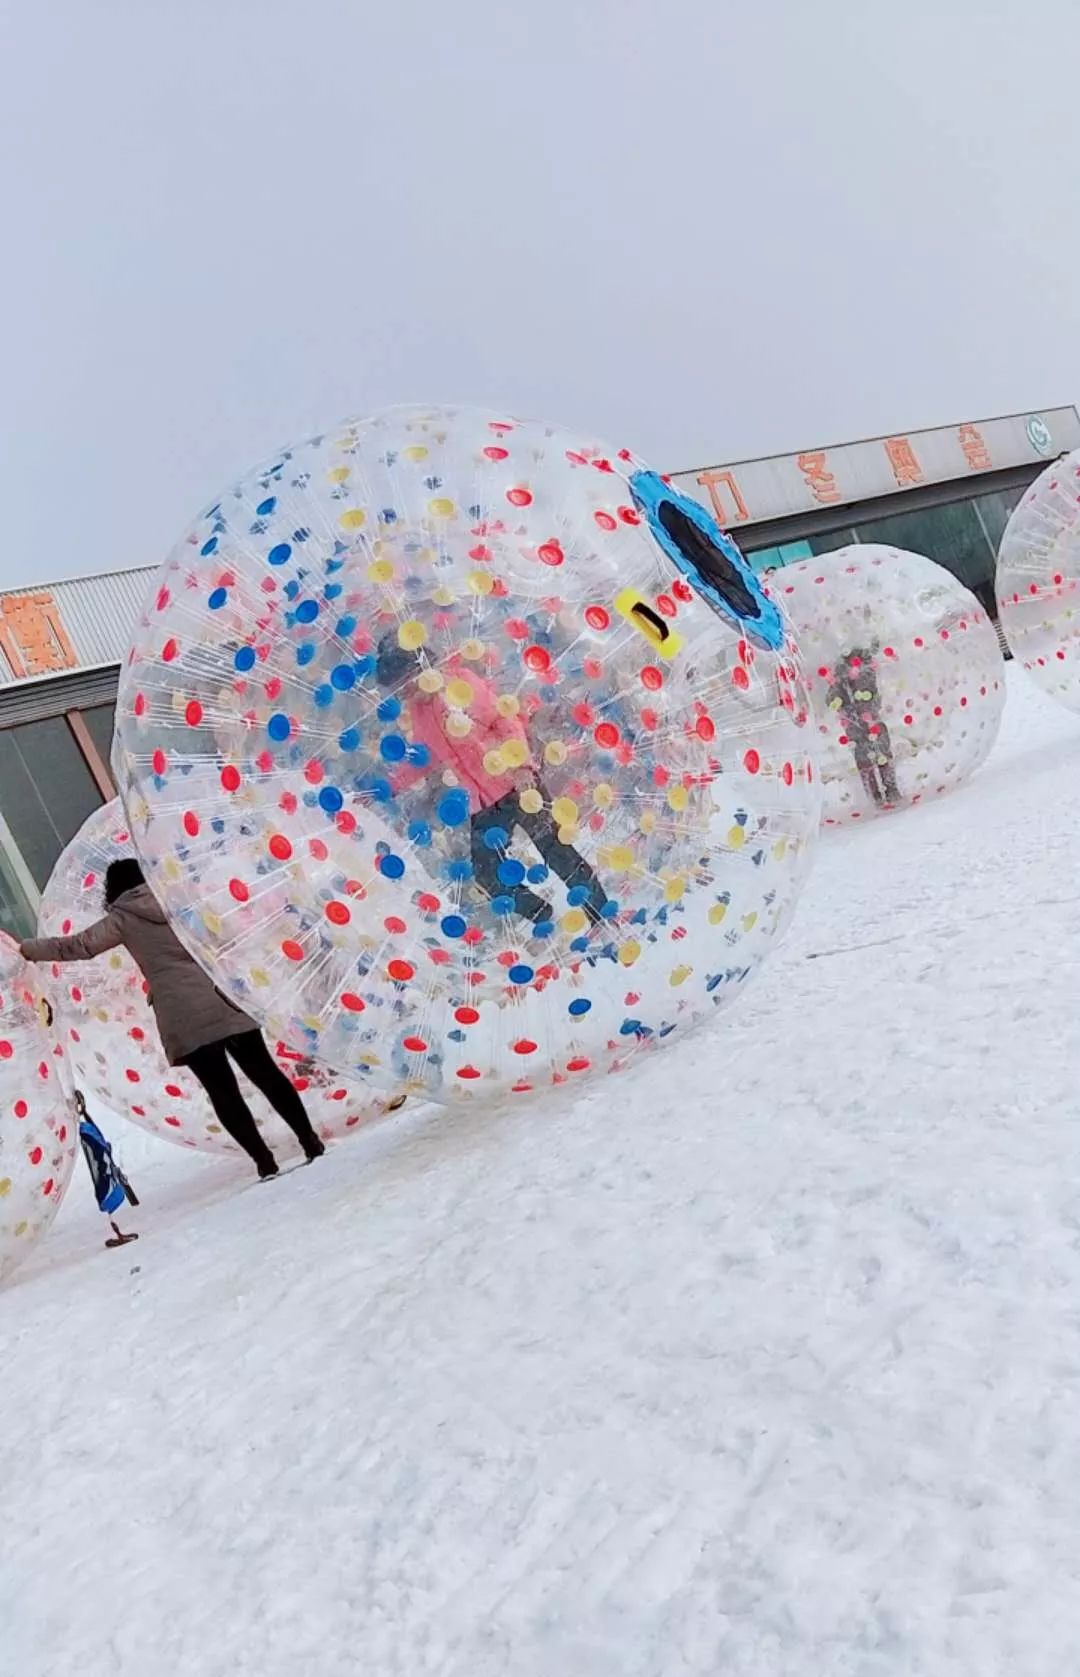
[113,404,820,1101]
[997,450,1080,710]
[37,800,390,1152]
[0,938,77,1285]
[776,545,1005,825]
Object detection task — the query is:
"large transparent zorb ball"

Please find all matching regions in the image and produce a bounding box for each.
[113,405,819,1100]
[0,938,77,1285]
[38,800,390,1152]
[997,451,1080,709]
[776,546,1004,825]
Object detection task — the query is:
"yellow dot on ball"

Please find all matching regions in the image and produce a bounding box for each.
[618,939,642,967]
[327,466,351,484]
[468,570,494,595]
[496,693,520,718]
[14,1220,28,1238]
[667,785,689,812]
[446,678,474,709]
[204,911,223,937]
[593,782,614,809]
[483,749,507,776]
[742,911,758,933]
[163,858,181,882]
[519,787,544,815]
[429,497,456,518]
[603,844,635,871]
[251,968,270,988]
[368,559,394,584]
[669,964,692,986]
[418,668,444,693]
[403,444,428,462]
[708,902,728,925]
[501,738,529,770]
[562,908,588,935]
[432,585,456,607]
[0,1178,11,1199]
[727,825,746,849]
[551,797,579,827]
[664,875,687,902]
[398,620,427,651]
[639,810,657,835]
[446,713,473,739]
[557,824,580,845]
[339,508,367,531]
[460,639,485,662]
[544,741,568,767]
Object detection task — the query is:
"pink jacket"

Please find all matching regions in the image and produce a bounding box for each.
[404,668,534,813]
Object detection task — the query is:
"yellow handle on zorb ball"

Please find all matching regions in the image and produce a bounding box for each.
[614,588,684,661]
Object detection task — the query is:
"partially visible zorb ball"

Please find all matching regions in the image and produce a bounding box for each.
[0,938,77,1285]
[776,545,1004,825]
[37,800,392,1152]
[113,404,820,1100]
[997,451,1080,709]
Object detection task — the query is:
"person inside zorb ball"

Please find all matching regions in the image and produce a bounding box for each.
[996,448,1080,711]
[113,406,820,1099]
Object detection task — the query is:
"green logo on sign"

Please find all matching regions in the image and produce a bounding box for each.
[1026,415,1053,455]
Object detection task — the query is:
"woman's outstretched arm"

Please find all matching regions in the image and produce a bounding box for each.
[21,915,124,964]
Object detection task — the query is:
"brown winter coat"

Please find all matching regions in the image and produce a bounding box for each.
[21,884,257,1066]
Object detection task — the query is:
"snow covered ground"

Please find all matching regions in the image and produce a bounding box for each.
[5,666,1080,1677]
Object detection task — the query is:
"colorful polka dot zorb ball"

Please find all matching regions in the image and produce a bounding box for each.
[37,800,390,1152]
[0,937,77,1284]
[776,545,1004,825]
[997,450,1080,709]
[113,404,820,1101]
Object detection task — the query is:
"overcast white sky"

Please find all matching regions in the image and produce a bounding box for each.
[1,0,1077,588]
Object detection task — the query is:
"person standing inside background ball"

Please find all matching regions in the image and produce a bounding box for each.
[20,860,325,1180]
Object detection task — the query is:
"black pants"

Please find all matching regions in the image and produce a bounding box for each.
[471,790,610,923]
[183,1031,319,1166]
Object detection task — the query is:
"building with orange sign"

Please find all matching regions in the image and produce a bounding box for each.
[0,407,1076,937]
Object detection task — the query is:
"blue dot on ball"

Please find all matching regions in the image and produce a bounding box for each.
[407,820,432,847]
[497,859,525,886]
[207,586,227,610]
[268,713,291,741]
[438,791,469,828]
[380,853,405,879]
[201,536,219,557]
[296,599,319,624]
[482,826,508,851]
[445,857,472,881]
[491,894,516,916]
[257,496,277,516]
[509,964,534,985]
[355,654,376,679]
[379,734,406,762]
[323,582,343,601]
[567,885,591,906]
[601,900,619,919]
[313,685,334,709]
[532,920,554,939]
[377,695,402,722]
[234,646,256,673]
[336,614,357,638]
[526,864,549,884]
[338,726,360,752]
[405,742,429,767]
[267,542,292,567]
[296,643,316,667]
[441,914,467,938]
[568,998,592,1016]
[318,786,344,814]
[331,664,356,691]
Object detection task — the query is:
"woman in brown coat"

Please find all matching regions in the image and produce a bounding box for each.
[20,858,324,1179]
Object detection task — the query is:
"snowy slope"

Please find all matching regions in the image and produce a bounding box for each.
[4,667,1080,1677]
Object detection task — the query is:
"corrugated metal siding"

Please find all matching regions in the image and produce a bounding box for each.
[0,566,154,690]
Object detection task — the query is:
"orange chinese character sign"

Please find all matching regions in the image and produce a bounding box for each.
[958,424,992,473]
[695,468,750,525]
[884,436,923,489]
[0,593,78,680]
[796,451,842,506]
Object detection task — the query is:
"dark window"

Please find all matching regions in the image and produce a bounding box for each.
[0,717,105,891]
[81,702,117,767]
[850,500,995,594]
